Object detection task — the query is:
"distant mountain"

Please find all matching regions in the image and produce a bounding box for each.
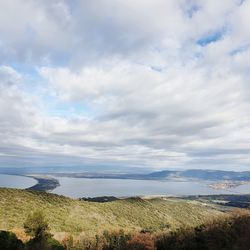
[50,169,250,182]
[146,170,178,178]
[145,169,250,181]
[1,167,250,182]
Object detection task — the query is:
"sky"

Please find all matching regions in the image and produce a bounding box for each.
[0,0,250,172]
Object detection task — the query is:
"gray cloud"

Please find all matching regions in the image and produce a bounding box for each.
[0,1,250,171]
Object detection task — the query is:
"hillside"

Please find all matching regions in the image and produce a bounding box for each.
[156,210,250,250]
[0,188,224,236]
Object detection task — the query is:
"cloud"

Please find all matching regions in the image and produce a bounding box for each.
[0,0,244,64]
[0,1,250,171]
[38,57,250,170]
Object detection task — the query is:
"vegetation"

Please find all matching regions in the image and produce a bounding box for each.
[0,230,24,250]
[185,194,250,208]
[156,210,250,250]
[0,210,64,250]
[24,210,53,250]
[0,188,250,249]
[0,188,223,236]
[1,211,250,249]
[61,211,250,249]
[24,211,51,239]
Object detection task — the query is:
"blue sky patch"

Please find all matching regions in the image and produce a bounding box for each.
[42,96,95,119]
[197,30,225,47]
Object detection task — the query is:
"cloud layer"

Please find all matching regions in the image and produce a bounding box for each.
[0,0,250,171]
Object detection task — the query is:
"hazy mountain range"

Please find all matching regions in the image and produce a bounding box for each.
[1,167,249,182]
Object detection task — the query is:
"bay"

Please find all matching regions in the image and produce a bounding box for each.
[52,177,250,198]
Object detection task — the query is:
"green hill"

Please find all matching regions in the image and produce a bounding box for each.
[0,188,225,237]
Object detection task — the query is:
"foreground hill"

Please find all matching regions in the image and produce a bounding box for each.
[0,188,224,236]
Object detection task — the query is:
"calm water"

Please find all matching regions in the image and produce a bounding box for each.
[0,174,249,198]
[52,177,250,198]
[0,174,37,189]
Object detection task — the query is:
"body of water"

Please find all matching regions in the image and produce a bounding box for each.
[0,174,250,198]
[51,177,250,198]
[0,174,37,189]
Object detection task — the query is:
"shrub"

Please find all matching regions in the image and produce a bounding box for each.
[128,233,155,250]
[156,210,250,250]
[102,229,131,250]
[24,210,51,240]
[0,230,24,250]
[24,210,65,250]
[47,237,65,250]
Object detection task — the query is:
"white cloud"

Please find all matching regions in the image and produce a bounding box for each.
[38,56,250,170]
[0,1,250,171]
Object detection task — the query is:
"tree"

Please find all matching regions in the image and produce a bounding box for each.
[24,210,51,250]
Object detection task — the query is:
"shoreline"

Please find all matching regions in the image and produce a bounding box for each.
[1,172,250,194]
[208,180,250,191]
[25,174,60,192]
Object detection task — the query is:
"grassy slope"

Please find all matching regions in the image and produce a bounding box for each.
[0,188,224,236]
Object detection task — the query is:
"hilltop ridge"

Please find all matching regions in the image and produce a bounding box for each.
[0,188,224,236]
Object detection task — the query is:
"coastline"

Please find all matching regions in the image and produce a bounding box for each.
[25,174,60,192]
[25,174,249,193]
[1,172,249,195]
[208,180,250,190]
